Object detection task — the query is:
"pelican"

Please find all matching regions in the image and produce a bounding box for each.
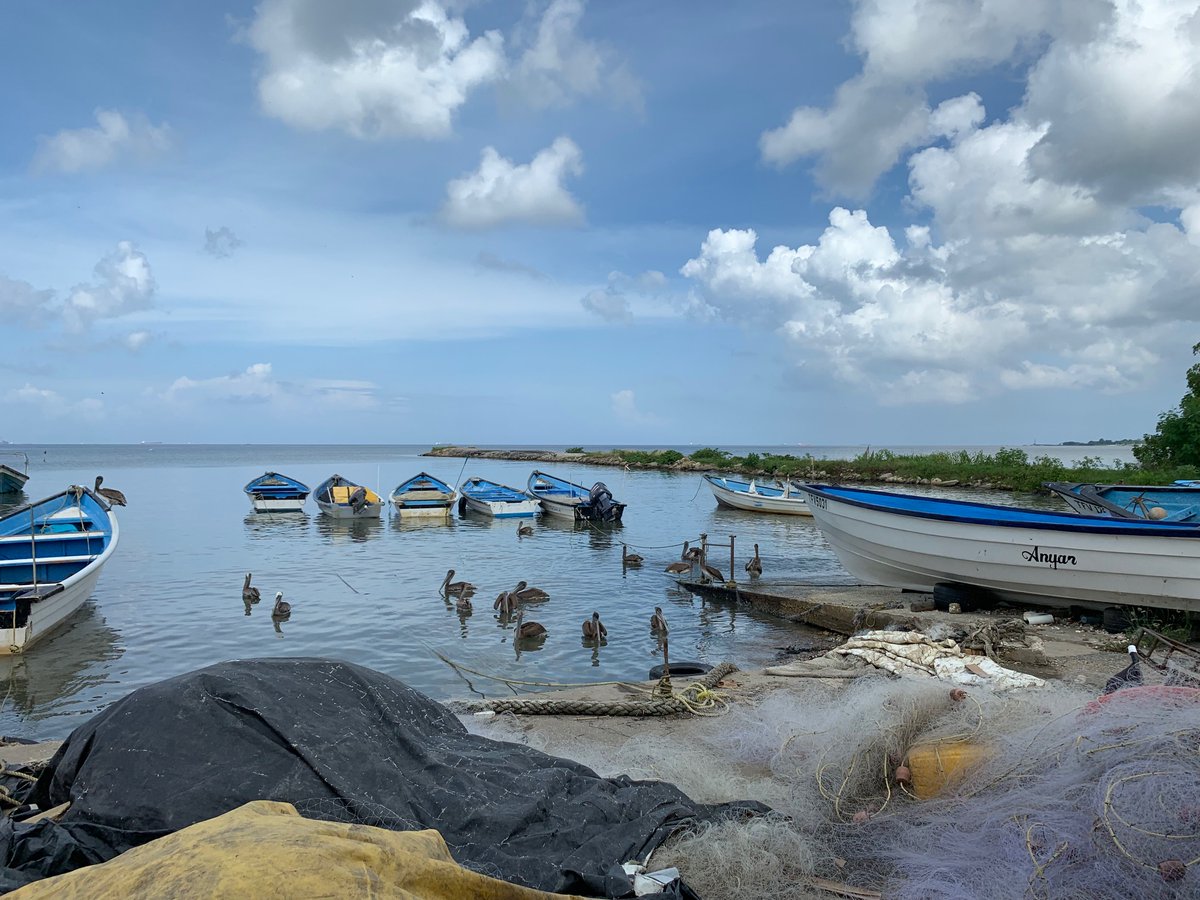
[94,476,127,507]
[514,609,547,639]
[455,594,473,613]
[271,591,292,618]
[745,544,763,577]
[242,573,261,604]
[650,606,668,632]
[665,541,693,574]
[582,611,607,639]
[441,569,476,597]
[511,580,549,602]
[622,545,644,567]
[494,591,515,616]
[517,522,534,539]
[683,545,702,561]
[699,562,724,583]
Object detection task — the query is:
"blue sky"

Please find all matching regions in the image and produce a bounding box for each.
[3,0,1200,446]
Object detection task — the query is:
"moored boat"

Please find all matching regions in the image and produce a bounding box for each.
[703,473,812,516]
[1044,481,1200,522]
[799,483,1200,612]
[0,485,120,653]
[0,453,30,494]
[388,472,456,518]
[314,474,382,519]
[459,476,540,518]
[243,471,310,513]
[527,470,625,522]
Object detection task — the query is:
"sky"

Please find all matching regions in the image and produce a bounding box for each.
[3,0,1200,446]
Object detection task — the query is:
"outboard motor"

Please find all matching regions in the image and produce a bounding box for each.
[589,482,617,520]
[349,486,368,512]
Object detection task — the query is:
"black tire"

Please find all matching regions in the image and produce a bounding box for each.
[933,583,977,612]
[648,661,711,680]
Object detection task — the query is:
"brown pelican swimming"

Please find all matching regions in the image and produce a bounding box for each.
[242,573,261,604]
[665,542,693,574]
[699,562,724,583]
[650,606,668,632]
[582,611,607,639]
[514,609,546,639]
[440,569,476,597]
[272,592,292,618]
[455,594,473,613]
[511,580,549,602]
[94,476,127,507]
[622,545,644,566]
[517,521,534,539]
[494,591,515,616]
[745,544,763,577]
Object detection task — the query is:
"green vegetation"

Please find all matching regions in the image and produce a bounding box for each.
[1134,342,1200,468]
[564,447,585,454]
[1125,608,1198,643]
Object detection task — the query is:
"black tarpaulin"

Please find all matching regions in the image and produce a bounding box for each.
[0,658,761,896]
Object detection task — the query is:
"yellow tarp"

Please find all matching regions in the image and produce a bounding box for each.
[330,485,379,504]
[11,801,589,900]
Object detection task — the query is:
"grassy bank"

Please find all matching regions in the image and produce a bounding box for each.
[568,446,1200,493]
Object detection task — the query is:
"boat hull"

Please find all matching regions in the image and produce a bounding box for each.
[704,475,812,516]
[535,495,586,520]
[0,465,29,494]
[248,496,308,513]
[463,496,540,518]
[802,486,1200,612]
[316,500,382,519]
[391,501,453,518]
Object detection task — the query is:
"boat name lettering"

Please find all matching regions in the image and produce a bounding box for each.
[809,495,828,510]
[1020,546,1077,569]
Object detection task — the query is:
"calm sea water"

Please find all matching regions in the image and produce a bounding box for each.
[0,443,1125,740]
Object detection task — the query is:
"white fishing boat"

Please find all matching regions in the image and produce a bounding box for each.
[703,473,812,516]
[314,474,382,519]
[0,453,30,494]
[459,476,540,518]
[526,470,625,522]
[1,485,120,653]
[800,484,1200,612]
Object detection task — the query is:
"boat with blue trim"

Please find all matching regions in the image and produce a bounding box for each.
[1,485,120,653]
[459,476,540,518]
[314,474,382,519]
[527,470,625,522]
[0,453,29,494]
[799,484,1200,611]
[243,471,310,513]
[1044,481,1200,522]
[703,473,812,516]
[388,472,456,518]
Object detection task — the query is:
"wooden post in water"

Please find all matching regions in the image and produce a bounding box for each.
[729,535,736,587]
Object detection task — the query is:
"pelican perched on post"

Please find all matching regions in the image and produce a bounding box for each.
[94,476,127,507]
[582,611,607,639]
[665,542,693,574]
[514,609,547,639]
[650,606,668,633]
[441,569,476,597]
[517,522,534,539]
[699,561,724,583]
[745,544,763,577]
[272,592,292,618]
[242,573,261,604]
[683,545,702,562]
[511,580,549,602]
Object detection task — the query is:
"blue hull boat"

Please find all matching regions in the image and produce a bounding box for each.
[1045,481,1200,522]
[459,477,541,518]
[527,470,625,522]
[243,471,310,513]
[388,472,456,518]
[1,485,120,653]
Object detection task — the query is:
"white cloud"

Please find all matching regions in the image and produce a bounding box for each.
[505,0,641,110]
[11,384,105,420]
[579,269,666,322]
[33,109,172,174]
[474,251,548,280]
[440,136,584,228]
[611,388,658,424]
[62,242,156,332]
[124,330,154,352]
[204,226,243,258]
[0,275,53,326]
[246,0,504,139]
[163,363,381,410]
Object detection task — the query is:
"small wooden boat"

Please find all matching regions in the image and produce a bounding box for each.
[0,453,30,494]
[0,485,120,653]
[703,473,812,516]
[314,474,382,519]
[388,472,456,518]
[243,471,310,513]
[527,470,625,522]
[800,484,1200,612]
[1045,481,1200,522]
[459,476,540,518]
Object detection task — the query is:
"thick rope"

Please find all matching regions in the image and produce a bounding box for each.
[458,662,739,717]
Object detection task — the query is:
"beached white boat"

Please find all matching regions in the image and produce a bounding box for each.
[703,474,812,516]
[459,476,540,518]
[388,472,456,518]
[0,453,30,494]
[800,484,1200,612]
[1,485,120,653]
[314,474,382,519]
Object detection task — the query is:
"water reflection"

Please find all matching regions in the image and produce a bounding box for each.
[243,512,310,539]
[315,515,383,543]
[389,514,456,534]
[0,490,29,516]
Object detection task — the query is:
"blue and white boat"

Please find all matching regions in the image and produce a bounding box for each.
[703,473,812,516]
[800,484,1200,612]
[459,476,541,518]
[527,470,625,522]
[388,472,456,518]
[314,474,382,519]
[243,471,310,513]
[1,485,120,653]
[1044,481,1200,522]
[0,453,29,494]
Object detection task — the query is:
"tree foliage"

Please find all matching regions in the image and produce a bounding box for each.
[1134,342,1200,468]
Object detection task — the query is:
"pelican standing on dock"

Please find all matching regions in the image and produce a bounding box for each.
[699,561,724,583]
[665,542,693,574]
[514,609,547,639]
[242,573,261,604]
[582,611,607,639]
[94,476,127,507]
[745,544,763,577]
[272,592,292,618]
[650,606,668,633]
[441,569,476,597]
